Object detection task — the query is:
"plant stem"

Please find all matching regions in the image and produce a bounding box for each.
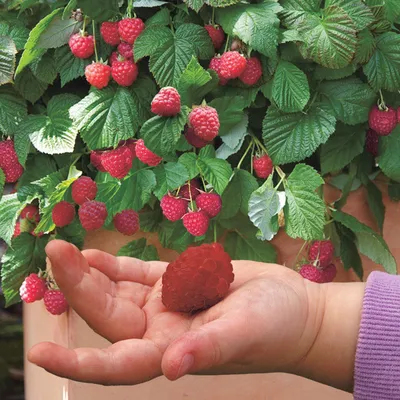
[211,7,215,25]
[126,0,133,18]
[224,34,230,53]
[378,89,387,110]
[82,15,87,34]
[237,139,253,169]
[92,20,98,62]
[213,221,217,242]
[293,240,308,270]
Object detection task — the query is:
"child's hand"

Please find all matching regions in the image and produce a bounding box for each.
[28,240,363,391]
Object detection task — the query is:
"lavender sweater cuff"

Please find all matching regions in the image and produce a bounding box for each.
[354,271,400,399]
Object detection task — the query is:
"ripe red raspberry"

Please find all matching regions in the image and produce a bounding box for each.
[111,59,138,86]
[44,290,68,315]
[369,105,397,136]
[151,87,181,117]
[20,273,47,303]
[185,127,209,148]
[52,201,76,227]
[397,107,400,123]
[0,140,24,183]
[366,129,379,157]
[160,194,188,221]
[72,176,97,205]
[239,57,262,85]
[204,24,225,50]
[161,242,234,313]
[118,18,145,44]
[189,105,220,141]
[253,154,273,179]
[85,62,111,89]
[135,139,162,166]
[183,210,209,236]
[308,240,334,268]
[299,264,325,284]
[117,42,133,59]
[113,209,139,236]
[219,51,247,79]
[209,56,229,86]
[101,146,133,179]
[90,150,106,172]
[68,33,94,59]
[322,264,337,283]
[100,21,120,46]
[195,192,222,218]
[78,201,108,231]
[178,179,201,200]
[20,204,40,222]
[13,221,21,238]
[124,139,137,158]
[110,51,119,66]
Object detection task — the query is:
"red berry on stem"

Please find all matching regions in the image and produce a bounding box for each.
[160,194,188,221]
[0,140,24,183]
[161,243,234,313]
[136,139,162,166]
[322,264,337,283]
[185,127,209,148]
[69,33,94,59]
[13,221,21,238]
[204,25,225,50]
[253,154,273,179]
[239,57,262,85]
[117,42,133,59]
[189,105,220,141]
[151,87,181,117]
[195,192,222,218]
[52,201,76,227]
[183,211,210,236]
[308,240,335,268]
[72,176,98,205]
[111,59,138,86]
[90,150,106,172]
[100,21,120,46]
[118,18,145,44]
[113,209,139,236]
[123,139,137,158]
[110,51,119,66]
[79,201,108,231]
[368,105,397,136]
[179,179,201,200]
[85,62,111,89]
[44,290,68,315]
[20,204,40,222]
[299,264,326,284]
[366,129,379,157]
[219,51,247,79]
[20,274,47,303]
[101,146,133,179]
[209,56,229,86]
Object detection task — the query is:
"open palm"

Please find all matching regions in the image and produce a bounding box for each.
[28,240,320,385]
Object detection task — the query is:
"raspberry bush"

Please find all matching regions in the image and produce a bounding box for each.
[0,0,399,307]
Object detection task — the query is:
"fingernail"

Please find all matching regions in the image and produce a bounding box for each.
[176,354,194,380]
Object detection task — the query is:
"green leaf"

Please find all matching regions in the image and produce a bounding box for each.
[0,194,25,245]
[16,154,58,189]
[77,0,119,22]
[209,96,245,136]
[248,177,286,241]
[298,6,357,69]
[55,217,85,249]
[224,230,277,262]
[280,0,321,28]
[30,53,57,85]
[379,126,400,182]
[153,162,189,199]
[63,0,77,20]
[199,145,215,159]
[284,164,325,240]
[388,182,400,202]
[354,28,376,64]
[0,86,27,134]
[117,238,159,261]
[158,219,194,252]
[139,207,163,232]
[145,8,171,27]
[1,234,48,306]
[134,26,174,61]
[0,36,16,86]
[175,23,214,60]
[185,0,205,12]
[314,64,357,81]
[55,45,90,87]
[197,156,232,195]
[271,60,310,113]
[140,107,189,157]
[16,8,62,74]
[21,94,80,154]
[14,67,48,104]
[37,16,81,48]
[0,23,29,50]
[364,180,385,232]
[219,114,248,150]
[262,105,336,164]
[320,123,365,174]
[333,210,397,274]
[325,0,374,30]
[70,86,141,150]
[363,32,400,92]
[216,1,282,57]
[178,152,199,180]
[129,75,157,125]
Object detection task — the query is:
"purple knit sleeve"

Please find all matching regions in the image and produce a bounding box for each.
[354,271,400,399]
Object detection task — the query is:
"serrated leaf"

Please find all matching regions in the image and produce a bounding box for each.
[63,0,77,20]
[55,217,85,249]
[0,193,25,245]
[220,114,248,150]
[216,1,282,57]
[158,219,194,252]
[70,86,141,150]
[364,180,385,232]
[30,53,57,84]
[134,0,169,6]
[16,154,58,189]
[14,67,48,104]
[0,169,4,200]
[209,96,245,136]
[140,207,163,232]
[199,145,215,159]
[363,32,400,92]
[197,157,232,195]
[1,234,48,306]
[298,6,357,69]
[284,164,325,240]
[320,123,365,174]
[77,0,119,22]
[314,64,356,81]
[280,0,321,28]
[325,0,374,30]
[117,238,159,261]
[333,210,396,274]
[37,16,81,48]
[379,126,400,182]
[140,107,189,157]
[55,45,90,87]
[178,152,199,180]
[185,0,205,12]
[279,29,304,44]
[354,28,375,64]
[0,85,27,134]
[134,26,174,61]
[176,24,214,60]
[146,8,171,26]
[262,105,336,164]
[206,0,242,6]
[0,36,16,85]
[248,177,286,241]
[153,162,189,199]
[272,60,310,113]
[0,23,29,50]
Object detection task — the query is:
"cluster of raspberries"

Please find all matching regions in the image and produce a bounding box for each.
[299,240,337,284]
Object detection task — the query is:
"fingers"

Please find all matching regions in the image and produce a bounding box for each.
[28,340,162,385]
[82,249,167,286]
[46,240,145,342]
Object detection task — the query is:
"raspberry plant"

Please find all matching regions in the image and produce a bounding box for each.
[0,0,399,306]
